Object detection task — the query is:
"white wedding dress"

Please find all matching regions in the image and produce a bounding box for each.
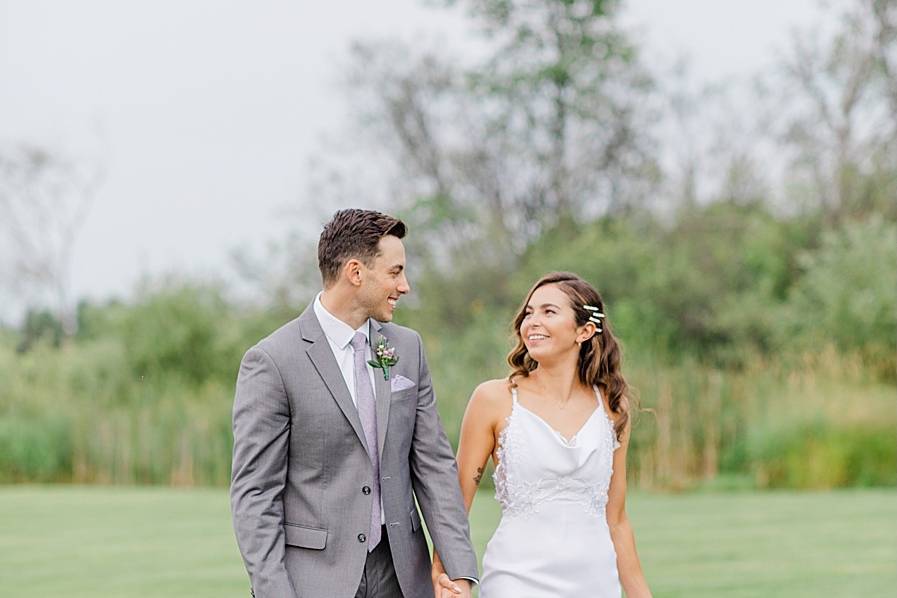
[479,385,622,597]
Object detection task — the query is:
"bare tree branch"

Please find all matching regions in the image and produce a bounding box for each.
[0,145,102,333]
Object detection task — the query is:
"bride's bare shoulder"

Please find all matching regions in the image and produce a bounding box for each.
[467,378,513,415]
[472,378,513,399]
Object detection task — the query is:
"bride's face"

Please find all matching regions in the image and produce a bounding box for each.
[519,284,582,361]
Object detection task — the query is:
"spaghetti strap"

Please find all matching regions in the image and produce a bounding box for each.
[510,386,519,404]
[592,385,605,413]
[593,385,621,450]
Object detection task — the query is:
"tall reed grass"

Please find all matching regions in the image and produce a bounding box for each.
[1,337,893,489]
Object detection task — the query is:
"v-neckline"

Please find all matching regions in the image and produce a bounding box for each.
[514,388,602,446]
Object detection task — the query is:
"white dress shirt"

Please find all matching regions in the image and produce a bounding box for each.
[313,293,377,408]
[313,292,385,524]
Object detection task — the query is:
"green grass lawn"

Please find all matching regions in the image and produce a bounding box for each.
[1,486,894,597]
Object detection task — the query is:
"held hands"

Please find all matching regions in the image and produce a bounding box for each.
[431,560,471,598]
[435,573,470,598]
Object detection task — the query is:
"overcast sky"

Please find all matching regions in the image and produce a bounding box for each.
[0,0,823,320]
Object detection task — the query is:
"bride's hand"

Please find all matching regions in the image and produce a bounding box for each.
[432,551,464,597]
[434,572,467,597]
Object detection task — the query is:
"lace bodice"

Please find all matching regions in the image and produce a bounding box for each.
[493,385,619,517]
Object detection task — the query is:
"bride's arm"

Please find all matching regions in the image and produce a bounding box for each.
[606,420,653,598]
[433,380,506,596]
[456,380,505,509]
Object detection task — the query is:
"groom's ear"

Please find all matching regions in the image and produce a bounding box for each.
[344,258,364,287]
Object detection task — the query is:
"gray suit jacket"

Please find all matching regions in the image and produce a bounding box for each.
[230,304,478,598]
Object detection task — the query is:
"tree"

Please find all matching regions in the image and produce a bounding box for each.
[771,0,896,222]
[331,0,657,274]
[0,145,101,335]
[455,0,658,220]
[781,215,897,379]
[871,0,897,114]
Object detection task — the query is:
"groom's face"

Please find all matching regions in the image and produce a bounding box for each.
[358,235,410,322]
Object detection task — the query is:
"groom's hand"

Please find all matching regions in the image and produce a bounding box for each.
[435,574,471,598]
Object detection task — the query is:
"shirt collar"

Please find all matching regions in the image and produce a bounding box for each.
[313,292,371,350]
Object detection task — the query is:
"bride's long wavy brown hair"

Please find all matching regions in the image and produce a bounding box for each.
[507,272,631,442]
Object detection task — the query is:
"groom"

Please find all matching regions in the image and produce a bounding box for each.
[230,209,478,598]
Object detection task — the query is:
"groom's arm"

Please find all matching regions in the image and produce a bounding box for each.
[230,346,296,598]
[408,332,479,583]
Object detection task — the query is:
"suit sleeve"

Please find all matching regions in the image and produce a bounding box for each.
[409,333,480,582]
[230,346,297,598]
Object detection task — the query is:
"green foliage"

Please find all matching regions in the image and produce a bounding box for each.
[747,419,897,489]
[119,282,239,386]
[0,414,72,482]
[398,206,896,491]
[0,283,269,485]
[16,308,64,352]
[508,204,819,367]
[779,216,897,379]
[2,207,894,489]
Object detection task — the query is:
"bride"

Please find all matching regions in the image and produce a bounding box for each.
[433,272,651,597]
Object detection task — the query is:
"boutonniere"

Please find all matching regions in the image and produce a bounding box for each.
[368,335,399,380]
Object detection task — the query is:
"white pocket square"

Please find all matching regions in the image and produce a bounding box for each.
[390,374,415,392]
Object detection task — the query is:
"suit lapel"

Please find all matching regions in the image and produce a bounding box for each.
[371,320,391,458]
[299,306,368,452]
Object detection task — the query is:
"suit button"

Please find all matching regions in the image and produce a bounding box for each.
[358,533,367,543]
[362,485,371,495]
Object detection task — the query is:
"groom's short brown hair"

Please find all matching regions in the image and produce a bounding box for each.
[318,209,406,287]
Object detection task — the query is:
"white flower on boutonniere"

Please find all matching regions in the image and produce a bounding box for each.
[368,335,399,380]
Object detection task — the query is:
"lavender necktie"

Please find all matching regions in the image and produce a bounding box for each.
[350,332,381,551]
